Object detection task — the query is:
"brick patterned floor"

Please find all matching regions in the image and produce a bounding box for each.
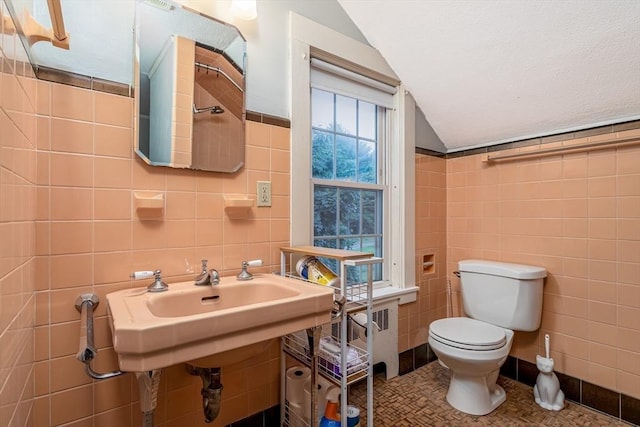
[349,362,628,426]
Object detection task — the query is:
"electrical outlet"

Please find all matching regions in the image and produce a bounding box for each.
[257,181,271,207]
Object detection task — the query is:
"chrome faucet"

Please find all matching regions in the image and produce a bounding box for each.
[130,269,168,292]
[236,259,263,281]
[147,270,168,292]
[195,259,220,286]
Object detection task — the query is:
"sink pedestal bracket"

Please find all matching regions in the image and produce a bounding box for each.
[136,369,162,427]
[187,365,224,423]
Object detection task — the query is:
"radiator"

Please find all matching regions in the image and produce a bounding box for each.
[331,299,399,379]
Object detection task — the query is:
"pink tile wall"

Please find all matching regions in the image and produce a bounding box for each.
[400,154,447,351]
[0,3,37,427]
[445,131,640,398]
[1,4,38,426]
[32,78,290,426]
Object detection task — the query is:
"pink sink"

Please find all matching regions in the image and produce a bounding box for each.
[106,274,334,372]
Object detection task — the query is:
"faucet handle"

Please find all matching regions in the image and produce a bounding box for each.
[200,259,208,272]
[237,259,263,281]
[147,269,169,293]
[130,270,155,280]
[130,269,168,292]
[243,259,263,268]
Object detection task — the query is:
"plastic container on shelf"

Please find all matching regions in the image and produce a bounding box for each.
[319,398,340,427]
[347,405,360,427]
[296,255,340,287]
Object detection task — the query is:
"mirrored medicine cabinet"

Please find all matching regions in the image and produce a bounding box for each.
[134,0,247,173]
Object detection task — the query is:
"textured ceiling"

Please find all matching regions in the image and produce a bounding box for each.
[338,0,640,151]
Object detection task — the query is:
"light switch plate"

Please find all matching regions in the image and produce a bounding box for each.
[257,181,271,207]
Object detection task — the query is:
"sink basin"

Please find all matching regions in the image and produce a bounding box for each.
[147,282,300,317]
[106,274,334,372]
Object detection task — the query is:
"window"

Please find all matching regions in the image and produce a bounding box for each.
[311,87,385,283]
[290,13,417,300]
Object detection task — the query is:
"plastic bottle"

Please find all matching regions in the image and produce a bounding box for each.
[318,398,340,427]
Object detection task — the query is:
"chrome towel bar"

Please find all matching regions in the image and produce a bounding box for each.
[75,293,124,380]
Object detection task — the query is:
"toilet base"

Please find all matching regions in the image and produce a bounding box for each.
[446,370,506,415]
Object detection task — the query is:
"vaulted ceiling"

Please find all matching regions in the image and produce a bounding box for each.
[338,0,640,151]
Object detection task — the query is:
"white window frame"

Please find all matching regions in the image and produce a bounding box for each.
[289,12,417,302]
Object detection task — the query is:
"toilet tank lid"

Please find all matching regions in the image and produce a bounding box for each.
[459,259,547,279]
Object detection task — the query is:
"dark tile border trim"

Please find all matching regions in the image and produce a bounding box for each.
[36,66,133,97]
[30,67,294,130]
[415,147,446,157]
[246,110,290,128]
[416,120,640,158]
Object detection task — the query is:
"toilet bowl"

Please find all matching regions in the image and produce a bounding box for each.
[428,259,546,416]
[429,317,514,415]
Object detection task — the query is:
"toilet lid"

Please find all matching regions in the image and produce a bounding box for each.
[429,318,506,351]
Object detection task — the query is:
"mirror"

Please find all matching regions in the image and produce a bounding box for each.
[135,0,246,173]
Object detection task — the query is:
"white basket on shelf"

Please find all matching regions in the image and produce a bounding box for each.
[283,332,369,385]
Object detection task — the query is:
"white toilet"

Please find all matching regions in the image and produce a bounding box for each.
[428,259,546,416]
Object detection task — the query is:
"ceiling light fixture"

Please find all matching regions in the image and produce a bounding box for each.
[230,0,257,20]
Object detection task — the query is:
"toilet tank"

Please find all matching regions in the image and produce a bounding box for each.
[458,260,547,332]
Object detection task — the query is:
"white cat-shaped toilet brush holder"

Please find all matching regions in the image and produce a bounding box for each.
[533,334,564,411]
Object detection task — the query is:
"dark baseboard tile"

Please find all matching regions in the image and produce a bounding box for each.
[622,394,640,426]
[399,342,438,376]
[398,348,414,375]
[246,110,291,128]
[227,404,280,427]
[516,358,538,387]
[499,355,517,380]
[502,356,639,426]
[582,381,620,419]
[414,343,429,369]
[554,371,581,404]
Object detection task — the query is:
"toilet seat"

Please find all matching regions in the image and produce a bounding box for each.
[429,318,506,351]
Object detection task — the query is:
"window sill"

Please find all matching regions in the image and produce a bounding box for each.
[371,285,418,304]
